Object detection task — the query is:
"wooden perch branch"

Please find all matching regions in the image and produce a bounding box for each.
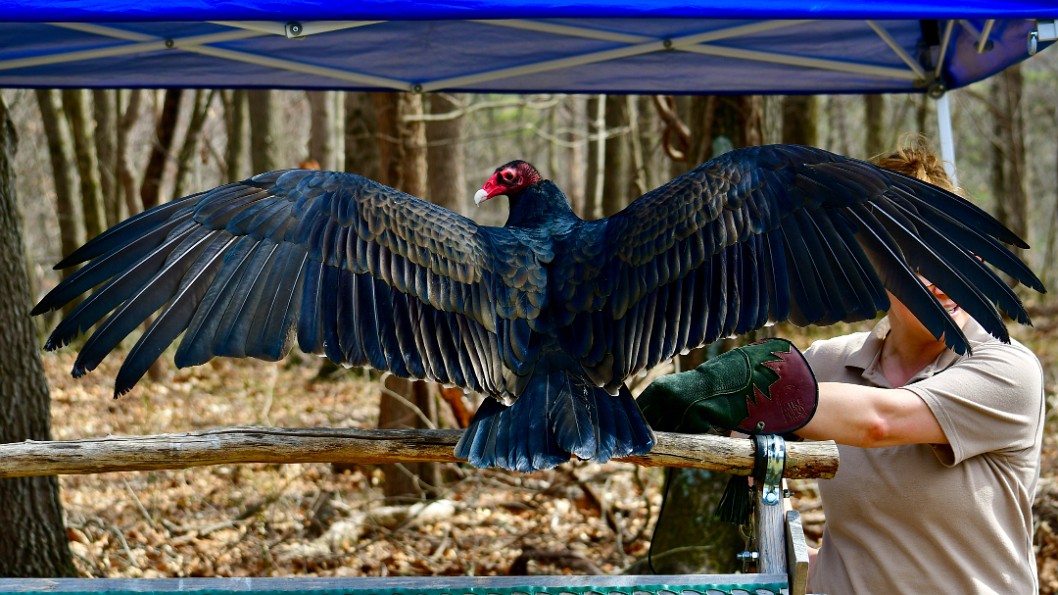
[0,427,838,479]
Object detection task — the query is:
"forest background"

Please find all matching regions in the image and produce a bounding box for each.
[2,39,1058,590]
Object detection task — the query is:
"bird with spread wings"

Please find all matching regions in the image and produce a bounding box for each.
[34,144,1045,473]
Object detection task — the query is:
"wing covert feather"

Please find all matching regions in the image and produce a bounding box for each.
[37,169,548,400]
[559,144,1043,386]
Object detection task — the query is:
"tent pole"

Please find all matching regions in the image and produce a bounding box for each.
[934,92,958,185]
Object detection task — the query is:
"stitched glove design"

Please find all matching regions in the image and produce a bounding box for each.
[638,338,818,435]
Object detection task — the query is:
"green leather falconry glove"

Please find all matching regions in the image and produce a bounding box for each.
[637,338,818,436]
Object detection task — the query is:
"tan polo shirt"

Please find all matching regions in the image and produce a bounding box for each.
[804,317,1044,595]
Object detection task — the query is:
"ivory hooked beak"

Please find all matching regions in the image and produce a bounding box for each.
[473,188,489,206]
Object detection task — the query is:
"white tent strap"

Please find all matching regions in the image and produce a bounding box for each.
[422,19,811,91]
[425,19,923,91]
[47,21,158,41]
[421,38,667,91]
[0,21,411,90]
[934,20,956,79]
[679,44,918,80]
[977,19,996,52]
[958,19,999,51]
[211,20,383,38]
[0,24,263,71]
[181,45,411,89]
[468,18,652,43]
[866,20,927,80]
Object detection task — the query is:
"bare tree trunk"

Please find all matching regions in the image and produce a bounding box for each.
[117,89,143,216]
[584,96,604,218]
[546,102,560,191]
[314,93,382,386]
[633,95,661,194]
[636,468,747,574]
[683,95,762,167]
[141,89,183,210]
[1042,130,1058,289]
[139,89,184,381]
[92,89,122,226]
[425,92,474,429]
[781,95,819,147]
[824,96,851,156]
[223,90,249,181]
[248,89,278,173]
[309,91,382,415]
[915,95,933,136]
[685,95,715,167]
[990,65,1029,252]
[62,89,106,240]
[378,376,442,500]
[0,94,77,578]
[345,92,379,178]
[373,92,441,500]
[172,89,214,199]
[35,90,83,274]
[307,90,336,170]
[674,96,761,354]
[564,96,588,216]
[600,94,631,217]
[864,94,886,157]
[427,93,466,214]
[374,92,428,194]
[652,94,765,575]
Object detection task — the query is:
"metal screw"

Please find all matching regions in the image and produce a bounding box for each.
[164,39,175,49]
[662,39,673,50]
[286,21,304,38]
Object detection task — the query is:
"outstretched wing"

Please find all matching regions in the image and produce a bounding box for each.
[34,169,548,398]
[555,144,1045,390]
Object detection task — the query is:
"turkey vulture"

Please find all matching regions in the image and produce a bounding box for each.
[33,144,1044,473]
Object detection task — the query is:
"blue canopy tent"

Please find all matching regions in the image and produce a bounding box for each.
[1,1,1055,95]
[2,1,1056,171]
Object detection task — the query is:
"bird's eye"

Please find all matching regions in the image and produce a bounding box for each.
[501,171,515,183]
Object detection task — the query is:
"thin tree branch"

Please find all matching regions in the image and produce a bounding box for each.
[0,427,838,480]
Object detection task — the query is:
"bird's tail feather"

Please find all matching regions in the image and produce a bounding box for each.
[455,372,655,473]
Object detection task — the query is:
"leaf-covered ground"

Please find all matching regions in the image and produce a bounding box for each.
[45,351,662,578]
[39,311,1058,590]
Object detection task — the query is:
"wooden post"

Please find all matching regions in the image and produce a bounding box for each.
[785,510,811,595]
[753,435,788,576]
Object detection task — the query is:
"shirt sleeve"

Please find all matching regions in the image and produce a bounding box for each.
[904,341,1044,466]
[803,334,861,380]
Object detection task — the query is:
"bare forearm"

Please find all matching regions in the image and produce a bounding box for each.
[797,382,884,445]
[797,382,947,447]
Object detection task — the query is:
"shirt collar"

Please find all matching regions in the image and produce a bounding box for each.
[845,316,992,387]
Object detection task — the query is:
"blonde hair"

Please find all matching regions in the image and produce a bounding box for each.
[870,133,956,192]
